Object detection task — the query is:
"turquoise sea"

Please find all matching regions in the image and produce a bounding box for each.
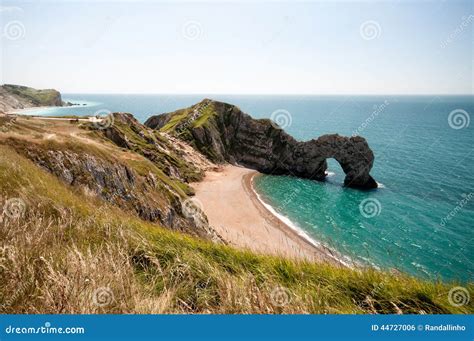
[26,94,474,282]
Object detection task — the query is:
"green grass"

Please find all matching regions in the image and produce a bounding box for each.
[192,103,217,128]
[160,110,191,132]
[1,144,472,314]
[124,158,191,198]
[159,101,218,133]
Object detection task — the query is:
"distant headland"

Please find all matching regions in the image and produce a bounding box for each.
[0,84,83,114]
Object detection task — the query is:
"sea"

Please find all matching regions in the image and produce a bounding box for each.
[23,94,474,282]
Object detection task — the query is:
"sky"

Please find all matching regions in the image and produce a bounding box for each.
[0,0,472,94]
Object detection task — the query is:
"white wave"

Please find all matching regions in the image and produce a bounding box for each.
[358,256,381,270]
[377,182,385,188]
[250,176,353,268]
[411,262,430,276]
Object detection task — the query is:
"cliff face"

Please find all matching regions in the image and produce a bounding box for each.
[0,84,64,113]
[145,99,377,189]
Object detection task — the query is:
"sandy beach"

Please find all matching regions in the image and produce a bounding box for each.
[7,102,90,115]
[7,106,55,115]
[192,165,345,265]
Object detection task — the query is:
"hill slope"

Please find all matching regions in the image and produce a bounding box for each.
[0,111,472,314]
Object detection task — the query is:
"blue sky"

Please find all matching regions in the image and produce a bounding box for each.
[1,0,472,94]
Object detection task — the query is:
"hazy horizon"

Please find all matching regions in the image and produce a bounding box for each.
[1,0,473,95]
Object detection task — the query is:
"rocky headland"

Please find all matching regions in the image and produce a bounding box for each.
[146,99,378,189]
[0,84,70,113]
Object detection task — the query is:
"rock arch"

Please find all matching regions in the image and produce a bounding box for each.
[290,135,378,189]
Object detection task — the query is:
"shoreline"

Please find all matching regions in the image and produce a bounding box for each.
[192,165,348,266]
[7,100,97,115]
[245,172,352,267]
[7,106,57,115]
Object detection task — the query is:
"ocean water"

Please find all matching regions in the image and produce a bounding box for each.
[25,94,474,282]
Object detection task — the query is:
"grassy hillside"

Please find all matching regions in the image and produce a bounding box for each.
[1,150,472,314]
[0,117,472,314]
